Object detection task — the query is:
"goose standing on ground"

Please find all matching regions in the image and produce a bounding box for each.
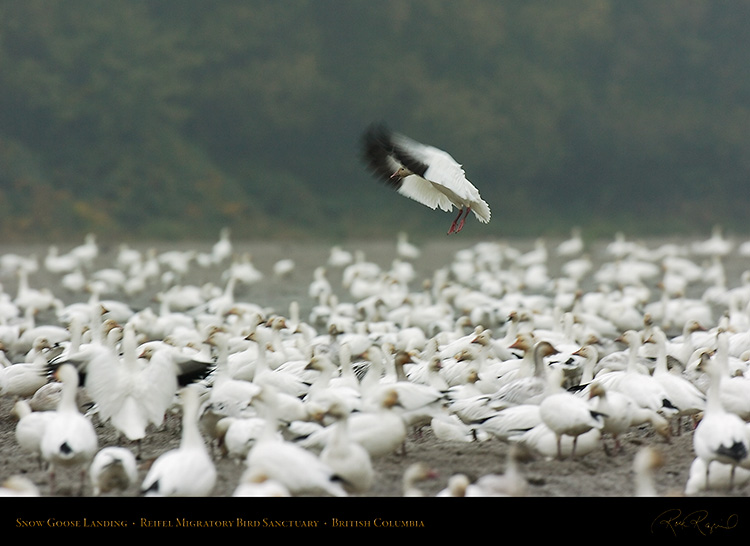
[402,462,439,496]
[645,327,706,434]
[242,390,349,497]
[141,384,217,496]
[89,446,138,496]
[13,399,55,468]
[362,124,490,234]
[692,350,749,490]
[40,364,98,495]
[491,340,559,407]
[319,401,375,494]
[633,447,664,497]
[84,322,178,447]
[539,367,606,459]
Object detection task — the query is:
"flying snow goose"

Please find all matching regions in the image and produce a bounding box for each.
[362,124,490,234]
[40,364,98,495]
[141,384,217,496]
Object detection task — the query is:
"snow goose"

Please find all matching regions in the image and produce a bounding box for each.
[13,399,55,468]
[243,395,348,497]
[141,384,217,496]
[297,387,408,459]
[685,456,750,495]
[69,233,99,270]
[361,344,444,432]
[1,337,62,399]
[557,227,584,257]
[211,227,233,264]
[633,447,664,497]
[692,350,749,490]
[327,246,353,268]
[595,330,679,417]
[539,367,606,459]
[477,404,543,442]
[436,473,471,497]
[319,401,375,494]
[84,322,178,445]
[586,382,636,455]
[396,231,421,260]
[490,340,559,407]
[40,364,98,495]
[215,415,269,462]
[468,445,528,496]
[361,124,490,234]
[44,245,81,275]
[402,462,439,496]
[303,351,361,415]
[0,475,40,497]
[512,423,601,460]
[712,331,750,421]
[233,474,292,497]
[89,446,138,496]
[645,326,706,433]
[691,224,732,257]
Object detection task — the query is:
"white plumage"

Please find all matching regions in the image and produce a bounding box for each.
[141,384,217,497]
[362,124,490,234]
[89,446,138,496]
[40,364,98,495]
[692,349,749,490]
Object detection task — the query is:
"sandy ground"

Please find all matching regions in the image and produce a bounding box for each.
[1,234,750,519]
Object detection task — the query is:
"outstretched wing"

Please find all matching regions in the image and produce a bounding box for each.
[361,124,454,212]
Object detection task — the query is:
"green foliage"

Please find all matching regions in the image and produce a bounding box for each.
[1,1,749,241]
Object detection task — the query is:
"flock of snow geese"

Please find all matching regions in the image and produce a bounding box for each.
[3,225,750,497]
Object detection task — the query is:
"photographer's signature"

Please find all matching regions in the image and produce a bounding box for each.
[652,509,738,536]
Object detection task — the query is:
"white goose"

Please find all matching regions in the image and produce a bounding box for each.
[89,446,138,496]
[539,366,606,459]
[490,340,559,407]
[13,399,55,468]
[243,393,348,497]
[0,337,61,399]
[645,326,706,433]
[633,447,664,497]
[84,322,178,444]
[141,384,217,496]
[595,330,678,417]
[40,364,98,495]
[586,382,636,455]
[362,124,490,234]
[685,456,750,495]
[319,401,375,494]
[692,350,749,490]
[298,387,408,459]
[402,462,439,496]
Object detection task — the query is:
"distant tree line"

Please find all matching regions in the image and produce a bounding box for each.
[1,0,748,241]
